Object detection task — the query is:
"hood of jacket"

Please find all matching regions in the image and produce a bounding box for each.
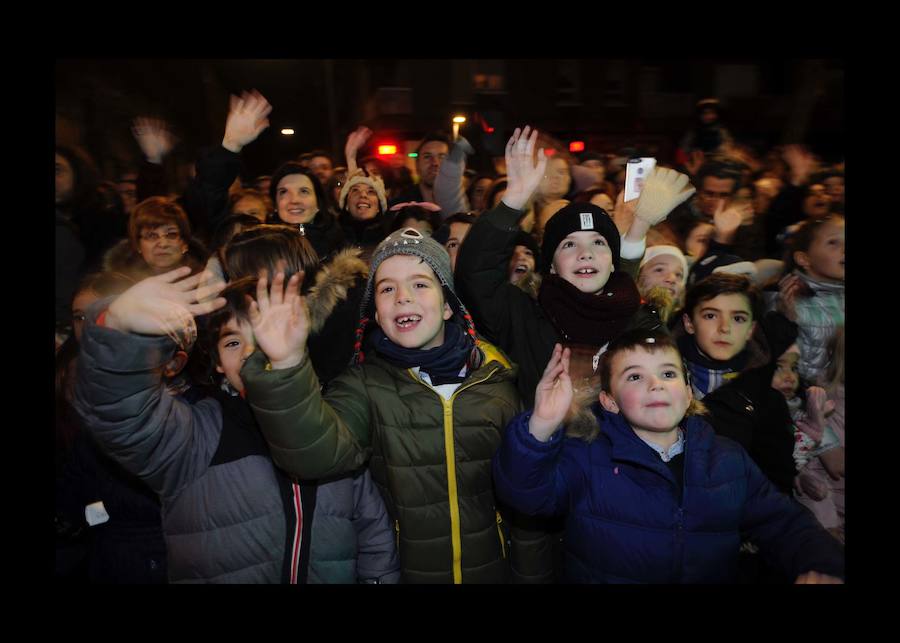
[305,247,369,335]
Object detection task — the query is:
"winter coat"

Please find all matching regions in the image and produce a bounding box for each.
[242,340,553,584]
[455,202,663,407]
[493,405,844,583]
[56,431,168,584]
[766,270,843,384]
[337,210,393,263]
[702,362,798,494]
[73,309,400,584]
[56,210,85,332]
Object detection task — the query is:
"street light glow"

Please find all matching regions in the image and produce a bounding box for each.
[281,128,295,135]
[452,116,467,124]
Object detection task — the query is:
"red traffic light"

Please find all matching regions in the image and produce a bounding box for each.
[569,141,585,153]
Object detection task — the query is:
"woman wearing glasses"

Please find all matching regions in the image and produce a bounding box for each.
[102,196,206,281]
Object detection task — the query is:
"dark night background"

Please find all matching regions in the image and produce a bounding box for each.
[56,58,843,181]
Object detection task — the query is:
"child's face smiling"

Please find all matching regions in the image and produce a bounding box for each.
[599,346,692,440]
[215,317,255,393]
[374,255,452,350]
[683,293,756,362]
[551,231,614,294]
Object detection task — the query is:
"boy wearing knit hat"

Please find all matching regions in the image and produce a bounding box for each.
[455,126,695,407]
[239,226,553,584]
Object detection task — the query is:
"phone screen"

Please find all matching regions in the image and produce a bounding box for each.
[624,158,657,202]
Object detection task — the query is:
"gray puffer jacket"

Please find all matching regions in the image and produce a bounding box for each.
[766,270,844,384]
[74,304,400,584]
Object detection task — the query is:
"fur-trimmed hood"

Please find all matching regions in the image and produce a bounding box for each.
[305,247,369,334]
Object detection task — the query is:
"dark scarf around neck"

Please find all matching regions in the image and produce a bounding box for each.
[370,320,477,385]
[538,271,641,346]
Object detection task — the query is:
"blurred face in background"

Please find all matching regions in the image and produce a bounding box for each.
[685,222,714,258]
[539,157,571,201]
[581,159,606,187]
[589,192,615,213]
[469,177,493,212]
[417,141,449,188]
[802,185,831,219]
[56,153,74,204]
[233,195,269,222]
[116,172,138,215]
[309,155,333,185]
[823,176,845,205]
[697,176,737,218]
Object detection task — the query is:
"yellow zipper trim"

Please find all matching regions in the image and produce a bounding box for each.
[496,511,506,559]
[407,366,499,584]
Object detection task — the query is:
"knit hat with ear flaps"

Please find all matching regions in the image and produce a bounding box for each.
[338,170,388,213]
[353,227,476,364]
[540,202,621,274]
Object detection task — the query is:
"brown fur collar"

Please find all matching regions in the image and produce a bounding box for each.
[306,247,369,334]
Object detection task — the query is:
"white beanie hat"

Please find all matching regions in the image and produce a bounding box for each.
[639,245,688,285]
[339,170,387,213]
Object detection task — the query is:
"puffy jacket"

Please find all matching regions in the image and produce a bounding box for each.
[768,270,843,384]
[73,307,399,584]
[493,406,844,583]
[242,340,553,584]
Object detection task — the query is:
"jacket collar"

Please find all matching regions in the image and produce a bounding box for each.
[794,269,844,294]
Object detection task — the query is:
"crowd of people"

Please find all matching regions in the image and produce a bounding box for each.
[55,89,845,584]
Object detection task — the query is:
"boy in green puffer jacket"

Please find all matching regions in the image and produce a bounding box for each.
[241,227,553,584]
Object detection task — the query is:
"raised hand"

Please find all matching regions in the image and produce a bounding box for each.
[248,271,309,369]
[776,274,804,322]
[798,386,836,444]
[344,126,373,174]
[529,344,573,442]
[222,90,273,154]
[612,189,637,236]
[712,199,749,244]
[132,117,176,164]
[105,267,226,342]
[633,167,696,227]
[685,149,705,176]
[782,144,816,186]
[501,126,548,211]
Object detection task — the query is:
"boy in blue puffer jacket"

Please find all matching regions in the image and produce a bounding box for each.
[492,328,844,584]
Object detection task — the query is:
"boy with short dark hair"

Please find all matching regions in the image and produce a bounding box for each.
[492,329,844,583]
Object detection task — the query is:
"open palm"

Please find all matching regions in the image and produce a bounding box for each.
[248,271,310,368]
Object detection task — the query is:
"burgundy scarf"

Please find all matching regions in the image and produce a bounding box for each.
[538,271,641,346]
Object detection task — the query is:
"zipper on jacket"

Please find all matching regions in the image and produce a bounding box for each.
[496,511,507,559]
[407,367,499,584]
[394,519,400,550]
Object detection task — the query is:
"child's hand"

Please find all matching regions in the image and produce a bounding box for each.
[799,386,835,444]
[793,469,828,501]
[529,344,573,442]
[633,167,696,227]
[248,271,309,370]
[132,117,176,164]
[105,267,226,338]
[501,126,548,211]
[222,90,272,154]
[776,274,803,322]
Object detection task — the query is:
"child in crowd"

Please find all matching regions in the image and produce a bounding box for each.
[636,245,688,312]
[492,329,844,583]
[791,328,845,542]
[72,268,400,584]
[456,126,695,408]
[770,214,844,384]
[241,227,553,584]
[432,212,476,272]
[677,273,769,400]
